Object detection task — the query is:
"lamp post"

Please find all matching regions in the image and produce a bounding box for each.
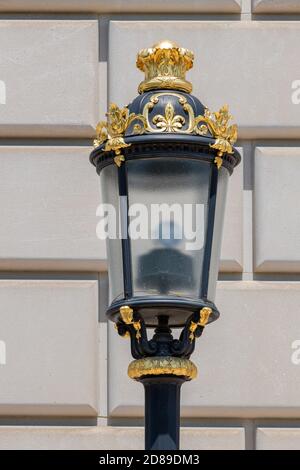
[90,40,241,450]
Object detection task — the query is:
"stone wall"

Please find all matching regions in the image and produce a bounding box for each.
[0,0,300,450]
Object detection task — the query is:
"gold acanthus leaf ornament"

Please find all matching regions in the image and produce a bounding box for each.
[198,105,238,169]
[93,103,146,167]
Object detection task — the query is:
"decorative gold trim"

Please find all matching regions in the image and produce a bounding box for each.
[136,40,194,94]
[119,305,142,341]
[93,104,146,166]
[199,307,213,327]
[197,105,238,169]
[93,99,237,170]
[128,356,197,380]
[119,305,134,324]
[143,92,195,134]
[142,94,237,165]
[189,307,212,342]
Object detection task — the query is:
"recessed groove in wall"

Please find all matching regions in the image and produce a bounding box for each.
[0,271,99,281]
[108,418,244,428]
[181,419,248,428]
[253,419,300,427]
[0,13,242,21]
[0,139,92,146]
[108,417,300,428]
[98,14,242,21]
[253,14,300,21]
[0,14,98,20]
[0,260,107,273]
[249,140,300,147]
[0,417,98,426]
[218,273,243,281]
[0,12,298,22]
[253,273,300,281]
[220,273,300,281]
[108,418,245,428]
[108,417,144,427]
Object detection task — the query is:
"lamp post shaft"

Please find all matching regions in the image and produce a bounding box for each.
[142,377,184,450]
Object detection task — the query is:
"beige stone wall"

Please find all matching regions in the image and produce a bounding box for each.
[0,0,299,450]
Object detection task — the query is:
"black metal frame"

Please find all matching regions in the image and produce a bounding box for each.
[115,308,206,360]
[106,295,219,327]
[118,163,133,299]
[201,164,218,299]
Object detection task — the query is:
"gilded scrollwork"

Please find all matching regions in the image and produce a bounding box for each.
[142,93,237,168]
[93,103,146,167]
[197,105,238,169]
[143,92,195,134]
[93,98,237,169]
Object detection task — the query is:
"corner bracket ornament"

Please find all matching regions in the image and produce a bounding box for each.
[189,307,212,342]
[118,305,142,341]
[200,105,238,169]
[93,104,146,166]
[114,303,214,367]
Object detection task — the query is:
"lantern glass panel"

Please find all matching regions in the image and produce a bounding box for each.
[207,166,229,301]
[127,158,211,300]
[100,164,124,303]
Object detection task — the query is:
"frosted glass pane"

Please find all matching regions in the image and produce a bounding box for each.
[207,166,229,301]
[127,158,211,300]
[100,165,124,303]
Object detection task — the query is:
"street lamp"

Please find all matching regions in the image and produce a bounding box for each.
[90,40,240,450]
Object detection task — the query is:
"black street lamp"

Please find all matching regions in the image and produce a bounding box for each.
[90,40,241,450]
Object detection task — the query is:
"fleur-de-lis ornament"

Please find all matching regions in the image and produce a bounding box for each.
[153,102,186,132]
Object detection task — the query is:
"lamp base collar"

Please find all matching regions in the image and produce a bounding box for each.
[128,356,197,381]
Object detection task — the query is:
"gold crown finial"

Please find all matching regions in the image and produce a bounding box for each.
[136,40,194,94]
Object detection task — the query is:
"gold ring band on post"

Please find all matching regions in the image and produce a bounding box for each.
[128,356,197,381]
